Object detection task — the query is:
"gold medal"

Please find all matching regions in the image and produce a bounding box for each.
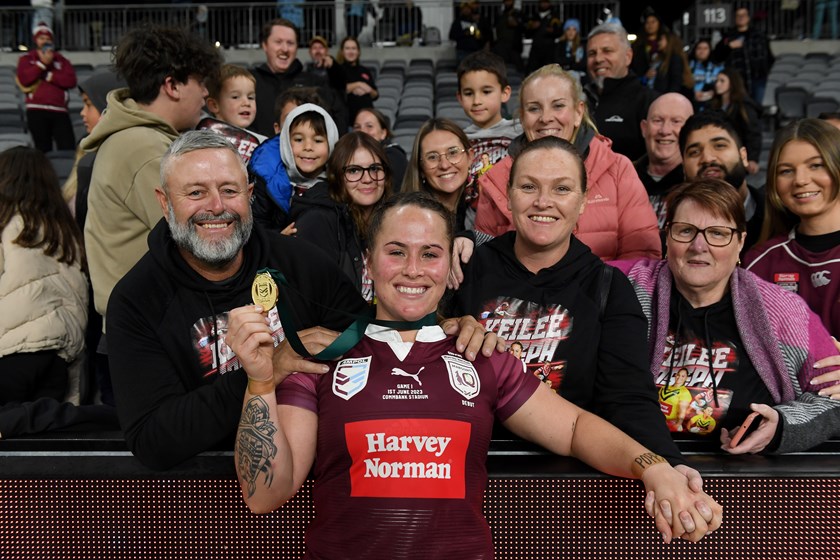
[251,272,278,312]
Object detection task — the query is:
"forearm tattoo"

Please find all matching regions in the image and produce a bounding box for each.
[632,452,668,477]
[236,396,278,497]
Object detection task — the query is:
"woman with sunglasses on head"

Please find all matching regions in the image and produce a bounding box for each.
[294,131,392,302]
[402,118,477,231]
[612,179,840,455]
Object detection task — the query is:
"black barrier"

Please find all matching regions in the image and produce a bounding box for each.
[2,434,840,559]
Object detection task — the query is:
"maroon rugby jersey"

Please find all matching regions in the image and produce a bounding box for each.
[278,328,539,560]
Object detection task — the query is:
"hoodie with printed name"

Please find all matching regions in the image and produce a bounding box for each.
[449,233,684,464]
[107,219,367,470]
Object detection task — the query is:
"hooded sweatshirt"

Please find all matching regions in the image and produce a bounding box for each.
[450,233,684,464]
[67,66,126,223]
[475,124,661,260]
[279,103,340,191]
[251,59,348,138]
[107,219,367,470]
[80,88,180,320]
[293,184,371,301]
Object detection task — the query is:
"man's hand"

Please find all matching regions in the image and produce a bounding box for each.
[271,326,341,384]
[38,48,54,66]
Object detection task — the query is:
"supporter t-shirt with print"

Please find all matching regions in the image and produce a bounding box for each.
[656,291,774,436]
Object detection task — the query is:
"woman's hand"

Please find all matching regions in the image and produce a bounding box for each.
[227,305,276,383]
[447,236,475,290]
[647,465,721,542]
[720,403,779,454]
[641,464,722,543]
[811,337,840,398]
[280,222,297,236]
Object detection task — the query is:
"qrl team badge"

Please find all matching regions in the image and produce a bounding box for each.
[332,357,372,400]
[443,355,480,400]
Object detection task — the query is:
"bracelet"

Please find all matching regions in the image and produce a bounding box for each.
[247,378,276,396]
[631,452,668,478]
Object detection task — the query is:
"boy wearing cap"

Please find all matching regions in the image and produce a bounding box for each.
[15,22,77,153]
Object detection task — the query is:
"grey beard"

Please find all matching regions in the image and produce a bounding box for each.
[167,204,253,267]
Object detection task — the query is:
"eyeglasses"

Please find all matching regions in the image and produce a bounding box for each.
[422,146,466,168]
[343,163,386,182]
[667,222,740,247]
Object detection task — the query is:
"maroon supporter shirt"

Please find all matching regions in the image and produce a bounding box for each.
[278,327,540,560]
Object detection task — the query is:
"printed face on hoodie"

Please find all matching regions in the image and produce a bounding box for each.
[156,147,254,277]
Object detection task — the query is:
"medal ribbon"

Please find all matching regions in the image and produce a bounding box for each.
[257,267,438,360]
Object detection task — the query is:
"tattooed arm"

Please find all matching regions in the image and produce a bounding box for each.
[235,393,317,514]
[228,305,318,514]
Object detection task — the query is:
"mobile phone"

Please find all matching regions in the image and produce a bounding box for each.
[728,411,761,448]
[42,43,53,52]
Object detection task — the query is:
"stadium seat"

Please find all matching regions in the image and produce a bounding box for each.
[46,149,78,183]
[775,86,809,126]
[806,96,839,118]
[0,132,32,151]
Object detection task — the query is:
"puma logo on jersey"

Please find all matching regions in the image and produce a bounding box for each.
[391,366,425,385]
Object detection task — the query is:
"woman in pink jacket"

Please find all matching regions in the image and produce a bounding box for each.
[475,64,660,261]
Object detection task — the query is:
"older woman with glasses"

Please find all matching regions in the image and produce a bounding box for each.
[613,179,840,455]
[295,131,393,301]
[402,118,476,230]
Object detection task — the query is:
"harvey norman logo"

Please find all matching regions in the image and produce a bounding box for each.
[345,418,471,498]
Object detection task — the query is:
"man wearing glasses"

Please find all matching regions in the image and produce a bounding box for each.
[679,111,765,255]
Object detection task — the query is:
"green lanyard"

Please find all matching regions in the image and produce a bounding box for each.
[258,268,438,360]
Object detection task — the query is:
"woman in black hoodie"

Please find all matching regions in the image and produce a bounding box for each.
[449,136,694,476]
[294,131,393,301]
